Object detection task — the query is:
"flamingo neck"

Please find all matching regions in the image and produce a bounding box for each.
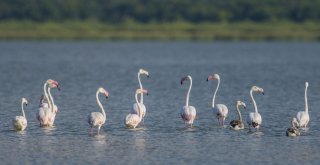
[48,88,55,112]
[305,85,308,112]
[43,82,52,110]
[185,77,192,107]
[236,103,242,122]
[96,90,106,120]
[250,90,258,113]
[138,72,143,104]
[212,78,220,108]
[135,92,143,119]
[21,101,26,118]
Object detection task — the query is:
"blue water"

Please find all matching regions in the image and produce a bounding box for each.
[0,41,319,164]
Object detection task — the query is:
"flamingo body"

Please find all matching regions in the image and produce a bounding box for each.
[13,116,27,131]
[213,104,228,126]
[296,111,309,128]
[124,114,141,128]
[181,106,196,126]
[247,112,262,129]
[88,112,106,129]
[229,120,244,130]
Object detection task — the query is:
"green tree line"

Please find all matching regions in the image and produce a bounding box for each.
[0,0,320,23]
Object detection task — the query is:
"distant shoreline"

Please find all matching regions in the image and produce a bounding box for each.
[0,20,320,41]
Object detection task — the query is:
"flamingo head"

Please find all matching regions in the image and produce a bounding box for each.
[181,75,191,85]
[136,88,148,96]
[22,97,28,106]
[251,86,264,95]
[98,87,109,99]
[47,79,61,91]
[206,74,220,81]
[305,82,309,88]
[236,100,246,109]
[139,69,149,78]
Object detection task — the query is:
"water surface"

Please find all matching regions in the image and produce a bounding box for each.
[0,41,319,164]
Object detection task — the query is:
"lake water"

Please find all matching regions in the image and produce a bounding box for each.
[0,41,319,164]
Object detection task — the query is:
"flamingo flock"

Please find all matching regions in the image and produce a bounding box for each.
[10,69,312,137]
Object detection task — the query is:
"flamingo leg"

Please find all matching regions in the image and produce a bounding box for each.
[97,126,101,134]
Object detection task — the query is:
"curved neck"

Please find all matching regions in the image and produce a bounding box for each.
[185,78,192,107]
[250,90,258,113]
[135,92,143,119]
[43,82,52,110]
[48,88,55,107]
[212,79,220,108]
[21,101,26,118]
[236,103,242,122]
[138,72,143,104]
[305,85,308,112]
[96,90,106,119]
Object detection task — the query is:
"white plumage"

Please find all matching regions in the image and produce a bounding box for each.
[13,98,28,131]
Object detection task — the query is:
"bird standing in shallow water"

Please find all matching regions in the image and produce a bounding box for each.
[229,101,246,130]
[180,75,197,128]
[296,82,310,128]
[125,89,148,129]
[246,86,264,131]
[207,74,228,126]
[13,98,28,131]
[88,87,109,134]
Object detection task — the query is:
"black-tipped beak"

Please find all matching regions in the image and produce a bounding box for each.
[180,81,183,85]
[206,78,209,82]
[146,92,149,96]
[262,92,265,95]
[26,103,28,106]
[105,96,109,99]
[244,106,246,110]
[147,75,150,78]
[57,86,61,91]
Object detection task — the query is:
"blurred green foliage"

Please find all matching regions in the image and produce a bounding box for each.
[0,0,319,23]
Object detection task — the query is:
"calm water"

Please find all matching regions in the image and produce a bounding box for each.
[0,41,320,164]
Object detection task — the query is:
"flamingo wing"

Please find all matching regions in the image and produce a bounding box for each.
[88,112,105,128]
[296,111,309,127]
[13,116,27,131]
[181,106,196,124]
[216,104,228,117]
[124,114,140,128]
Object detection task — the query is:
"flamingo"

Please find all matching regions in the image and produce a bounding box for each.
[13,98,28,131]
[229,101,246,130]
[125,89,148,129]
[207,74,228,126]
[131,69,149,124]
[296,82,309,128]
[246,86,264,130]
[37,79,60,127]
[180,75,197,128]
[88,87,109,134]
[286,117,300,137]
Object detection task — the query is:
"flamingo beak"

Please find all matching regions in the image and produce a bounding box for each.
[244,106,246,110]
[262,92,265,95]
[25,103,28,106]
[147,75,150,78]
[206,78,209,82]
[57,85,61,91]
